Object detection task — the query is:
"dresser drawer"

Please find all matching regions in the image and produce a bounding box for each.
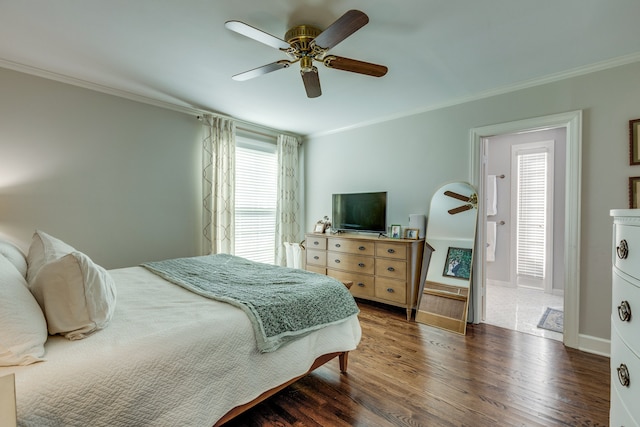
[306,249,326,266]
[610,385,639,427]
[612,269,640,355]
[375,242,407,259]
[375,277,407,304]
[375,258,407,280]
[306,236,327,250]
[305,265,326,275]
[611,326,640,422]
[327,238,375,255]
[327,252,374,274]
[614,224,640,279]
[328,269,374,298]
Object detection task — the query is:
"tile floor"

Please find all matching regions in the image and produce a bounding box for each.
[484,282,564,341]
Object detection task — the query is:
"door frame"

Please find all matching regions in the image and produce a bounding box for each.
[469,110,582,348]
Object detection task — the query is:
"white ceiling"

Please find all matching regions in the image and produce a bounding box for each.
[2,0,640,136]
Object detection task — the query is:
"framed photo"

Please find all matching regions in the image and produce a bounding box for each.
[629,177,640,208]
[390,224,401,239]
[404,228,419,240]
[313,223,326,233]
[442,247,473,280]
[630,118,640,165]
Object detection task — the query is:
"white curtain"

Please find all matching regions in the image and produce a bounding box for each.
[275,134,301,266]
[202,115,236,255]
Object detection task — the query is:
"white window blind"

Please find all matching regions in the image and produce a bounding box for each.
[516,151,547,279]
[235,136,277,264]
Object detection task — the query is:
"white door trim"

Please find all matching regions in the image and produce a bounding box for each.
[469,110,582,349]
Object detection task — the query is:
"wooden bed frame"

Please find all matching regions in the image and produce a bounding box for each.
[214,351,349,426]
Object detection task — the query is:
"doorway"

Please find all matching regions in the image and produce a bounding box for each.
[469,110,582,349]
[484,132,564,341]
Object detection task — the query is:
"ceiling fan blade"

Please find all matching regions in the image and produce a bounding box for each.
[311,10,368,50]
[225,20,290,50]
[232,60,292,81]
[444,190,470,202]
[448,205,472,215]
[324,55,388,77]
[301,68,321,98]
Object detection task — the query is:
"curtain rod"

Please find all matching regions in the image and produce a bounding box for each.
[195,112,301,140]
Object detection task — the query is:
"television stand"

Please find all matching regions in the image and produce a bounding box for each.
[305,233,424,320]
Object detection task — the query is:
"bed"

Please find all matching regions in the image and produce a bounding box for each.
[0,231,362,426]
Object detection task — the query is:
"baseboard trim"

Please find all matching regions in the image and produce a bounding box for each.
[577,334,610,357]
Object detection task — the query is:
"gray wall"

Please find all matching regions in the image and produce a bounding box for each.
[0,67,203,268]
[304,60,640,343]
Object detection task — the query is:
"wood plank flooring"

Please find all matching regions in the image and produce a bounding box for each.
[226,300,610,427]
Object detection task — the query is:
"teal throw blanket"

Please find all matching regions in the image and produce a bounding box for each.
[142,254,359,352]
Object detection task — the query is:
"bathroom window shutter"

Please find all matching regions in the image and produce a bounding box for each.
[516,151,547,279]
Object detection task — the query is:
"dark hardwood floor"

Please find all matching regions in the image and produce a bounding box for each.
[227,300,610,427]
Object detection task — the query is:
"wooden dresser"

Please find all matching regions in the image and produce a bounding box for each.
[305,233,424,320]
[610,210,640,426]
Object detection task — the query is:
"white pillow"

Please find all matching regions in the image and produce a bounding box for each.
[0,255,47,366]
[26,230,117,340]
[0,239,28,278]
[26,230,76,285]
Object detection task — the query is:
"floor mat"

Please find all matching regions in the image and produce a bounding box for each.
[537,307,563,333]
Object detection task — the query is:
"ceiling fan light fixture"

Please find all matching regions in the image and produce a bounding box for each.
[300,56,314,72]
[225,10,387,98]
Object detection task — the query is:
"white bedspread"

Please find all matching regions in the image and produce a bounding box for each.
[0,266,362,426]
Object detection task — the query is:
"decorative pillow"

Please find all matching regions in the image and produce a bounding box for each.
[30,250,117,340]
[0,238,28,279]
[0,255,47,366]
[26,230,76,285]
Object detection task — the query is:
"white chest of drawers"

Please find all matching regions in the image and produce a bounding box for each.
[610,210,640,427]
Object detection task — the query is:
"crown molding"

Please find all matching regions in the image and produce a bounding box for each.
[307,52,640,139]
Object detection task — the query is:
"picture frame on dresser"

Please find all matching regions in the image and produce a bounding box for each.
[629,176,640,208]
[404,228,419,240]
[390,224,401,239]
[313,223,326,233]
[630,118,640,165]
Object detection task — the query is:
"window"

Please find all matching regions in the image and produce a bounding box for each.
[235,135,277,264]
[516,151,547,280]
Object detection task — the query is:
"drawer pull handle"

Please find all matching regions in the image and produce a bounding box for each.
[313,256,319,260]
[358,263,365,268]
[334,259,341,264]
[387,248,395,254]
[357,283,365,287]
[387,267,395,272]
[358,246,366,251]
[618,300,632,322]
[617,239,629,259]
[335,243,341,248]
[313,241,319,246]
[386,288,395,293]
[617,363,630,387]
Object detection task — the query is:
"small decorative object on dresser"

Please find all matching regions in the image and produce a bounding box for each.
[404,228,419,240]
[390,224,401,239]
[630,118,640,165]
[313,223,326,233]
[609,209,640,426]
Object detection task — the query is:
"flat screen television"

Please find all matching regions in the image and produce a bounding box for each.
[332,191,387,233]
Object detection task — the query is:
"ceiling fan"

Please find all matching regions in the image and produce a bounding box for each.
[444,191,478,215]
[224,9,388,98]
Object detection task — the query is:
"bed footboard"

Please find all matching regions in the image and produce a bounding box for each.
[214,351,349,426]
